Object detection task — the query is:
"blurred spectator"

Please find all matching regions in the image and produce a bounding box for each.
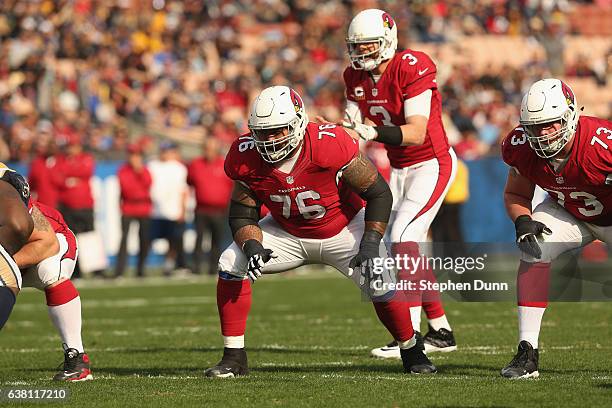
[28,120,59,207]
[2,0,604,164]
[148,140,188,276]
[55,134,103,277]
[187,137,232,275]
[115,143,152,278]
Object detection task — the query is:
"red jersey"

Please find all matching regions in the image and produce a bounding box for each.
[29,200,78,261]
[55,152,95,209]
[28,155,59,207]
[502,116,612,226]
[118,163,152,217]
[187,156,233,213]
[343,49,450,169]
[224,123,364,239]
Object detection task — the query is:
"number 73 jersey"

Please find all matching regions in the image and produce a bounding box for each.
[224,123,364,239]
[502,116,612,226]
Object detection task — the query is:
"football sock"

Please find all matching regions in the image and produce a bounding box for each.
[516,261,550,349]
[517,261,550,307]
[217,277,251,348]
[409,306,422,332]
[45,280,83,353]
[373,300,414,343]
[429,314,451,331]
[223,335,245,349]
[518,306,546,349]
[0,286,16,330]
[397,335,417,350]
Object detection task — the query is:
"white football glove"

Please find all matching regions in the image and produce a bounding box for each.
[243,240,277,283]
[342,113,378,141]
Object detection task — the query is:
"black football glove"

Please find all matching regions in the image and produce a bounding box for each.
[349,231,383,288]
[514,215,552,259]
[242,239,276,283]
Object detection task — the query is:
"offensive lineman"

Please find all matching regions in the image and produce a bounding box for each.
[501,78,612,378]
[205,86,438,377]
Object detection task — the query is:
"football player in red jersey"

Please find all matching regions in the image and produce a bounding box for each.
[341,9,457,358]
[13,199,92,381]
[205,86,438,377]
[501,78,612,378]
[0,164,34,330]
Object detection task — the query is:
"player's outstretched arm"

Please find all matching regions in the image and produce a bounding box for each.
[13,206,59,269]
[229,181,262,248]
[342,153,393,274]
[228,181,275,282]
[504,168,551,259]
[342,92,430,147]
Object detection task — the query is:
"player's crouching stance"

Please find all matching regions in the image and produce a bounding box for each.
[0,164,34,330]
[13,199,92,381]
[205,86,436,378]
[500,78,612,378]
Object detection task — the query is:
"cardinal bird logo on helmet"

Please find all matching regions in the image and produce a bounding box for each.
[382,12,395,29]
[560,81,575,107]
[290,89,303,113]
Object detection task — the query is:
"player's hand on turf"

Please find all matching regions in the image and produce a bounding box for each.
[514,215,552,259]
[349,232,382,289]
[242,240,277,283]
[342,113,378,142]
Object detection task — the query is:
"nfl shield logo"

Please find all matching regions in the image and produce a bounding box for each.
[556,176,564,184]
[286,176,294,184]
[372,88,378,96]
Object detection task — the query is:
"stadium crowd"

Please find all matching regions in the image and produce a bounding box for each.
[0,0,609,164]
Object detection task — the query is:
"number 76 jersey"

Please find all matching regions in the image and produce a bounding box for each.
[502,115,612,226]
[224,123,364,239]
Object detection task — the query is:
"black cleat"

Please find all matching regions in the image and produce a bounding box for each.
[371,331,424,359]
[400,344,437,374]
[53,344,93,382]
[501,340,539,379]
[205,348,249,378]
[423,324,457,353]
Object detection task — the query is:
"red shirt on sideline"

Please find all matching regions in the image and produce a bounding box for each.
[118,163,153,217]
[28,155,59,207]
[187,156,233,213]
[55,152,95,209]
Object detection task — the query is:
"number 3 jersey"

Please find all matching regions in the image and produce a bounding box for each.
[224,123,364,239]
[502,115,612,226]
[343,49,450,169]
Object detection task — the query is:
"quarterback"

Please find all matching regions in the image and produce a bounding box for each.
[501,78,612,378]
[205,86,437,377]
[341,9,457,358]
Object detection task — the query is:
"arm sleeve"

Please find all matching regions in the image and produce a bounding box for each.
[345,100,363,124]
[403,89,432,119]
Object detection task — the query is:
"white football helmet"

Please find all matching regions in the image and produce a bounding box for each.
[248,86,309,163]
[346,9,398,71]
[519,78,579,159]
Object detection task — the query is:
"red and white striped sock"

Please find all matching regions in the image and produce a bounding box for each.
[45,280,84,353]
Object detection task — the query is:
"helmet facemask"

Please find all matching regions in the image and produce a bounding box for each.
[524,111,574,159]
[251,117,305,163]
[347,39,384,71]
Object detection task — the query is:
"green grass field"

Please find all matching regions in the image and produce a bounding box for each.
[1,270,611,407]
